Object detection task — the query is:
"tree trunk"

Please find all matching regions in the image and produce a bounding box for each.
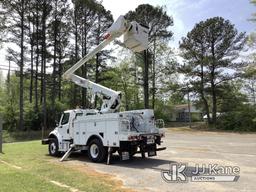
[41,0,48,137]
[51,0,58,122]
[7,59,10,95]
[210,42,217,127]
[81,23,87,108]
[51,1,57,107]
[211,72,217,127]
[19,0,25,131]
[58,54,62,101]
[133,60,139,107]
[73,7,79,107]
[94,53,99,108]
[82,65,87,108]
[123,82,129,111]
[143,49,149,109]
[94,16,101,108]
[200,63,211,124]
[152,38,156,109]
[187,88,191,128]
[252,80,256,105]
[29,12,34,103]
[40,43,44,104]
[34,2,39,111]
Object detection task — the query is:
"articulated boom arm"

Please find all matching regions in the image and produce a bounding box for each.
[63,15,148,113]
[69,75,121,113]
[63,15,129,80]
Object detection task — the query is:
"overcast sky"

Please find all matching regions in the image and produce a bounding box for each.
[0,0,255,76]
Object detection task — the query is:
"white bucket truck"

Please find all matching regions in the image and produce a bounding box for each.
[42,15,166,164]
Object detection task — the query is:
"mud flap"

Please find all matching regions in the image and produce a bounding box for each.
[121,151,130,160]
[148,150,157,157]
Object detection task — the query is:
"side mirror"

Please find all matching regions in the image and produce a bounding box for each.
[55,120,59,127]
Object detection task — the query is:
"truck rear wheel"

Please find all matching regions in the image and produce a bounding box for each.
[88,139,106,163]
[48,138,60,156]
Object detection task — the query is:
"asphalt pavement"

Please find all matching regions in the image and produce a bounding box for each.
[63,129,256,192]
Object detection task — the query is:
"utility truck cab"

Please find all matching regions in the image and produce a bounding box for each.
[42,15,166,164]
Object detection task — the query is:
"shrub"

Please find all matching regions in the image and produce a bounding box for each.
[216,104,256,131]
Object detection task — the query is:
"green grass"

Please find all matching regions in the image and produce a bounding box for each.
[0,141,124,192]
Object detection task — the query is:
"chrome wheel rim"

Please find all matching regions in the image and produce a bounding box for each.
[90,144,99,158]
[50,142,56,154]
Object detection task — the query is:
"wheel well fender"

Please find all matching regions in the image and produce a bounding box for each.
[48,134,58,143]
[86,135,103,146]
[49,134,57,139]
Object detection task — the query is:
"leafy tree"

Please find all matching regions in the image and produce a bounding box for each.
[125,4,173,42]
[1,75,21,131]
[92,3,113,107]
[0,4,7,47]
[48,0,69,101]
[216,81,256,131]
[114,61,136,111]
[48,0,70,121]
[32,0,41,111]
[249,0,256,22]
[179,17,246,126]
[242,65,256,104]
[73,0,98,108]
[125,4,173,109]
[153,41,177,103]
[2,0,30,130]
[245,20,256,105]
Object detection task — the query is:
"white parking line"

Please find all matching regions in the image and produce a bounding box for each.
[50,180,81,192]
[0,159,22,170]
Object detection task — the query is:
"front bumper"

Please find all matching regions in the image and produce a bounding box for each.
[41,138,50,145]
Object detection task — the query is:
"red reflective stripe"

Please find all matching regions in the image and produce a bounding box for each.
[104,33,111,39]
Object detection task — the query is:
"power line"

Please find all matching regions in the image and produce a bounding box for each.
[0,64,18,67]
[0,66,19,69]
[0,67,17,71]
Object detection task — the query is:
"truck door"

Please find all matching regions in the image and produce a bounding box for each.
[58,112,70,141]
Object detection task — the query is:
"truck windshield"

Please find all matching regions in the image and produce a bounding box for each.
[61,113,70,125]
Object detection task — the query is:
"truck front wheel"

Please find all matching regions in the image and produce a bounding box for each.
[88,139,106,163]
[48,138,60,156]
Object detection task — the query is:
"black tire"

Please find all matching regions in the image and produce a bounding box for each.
[130,146,138,157]
[48,138,60,156]
[111,148,118,154]
[88,139,106,163]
